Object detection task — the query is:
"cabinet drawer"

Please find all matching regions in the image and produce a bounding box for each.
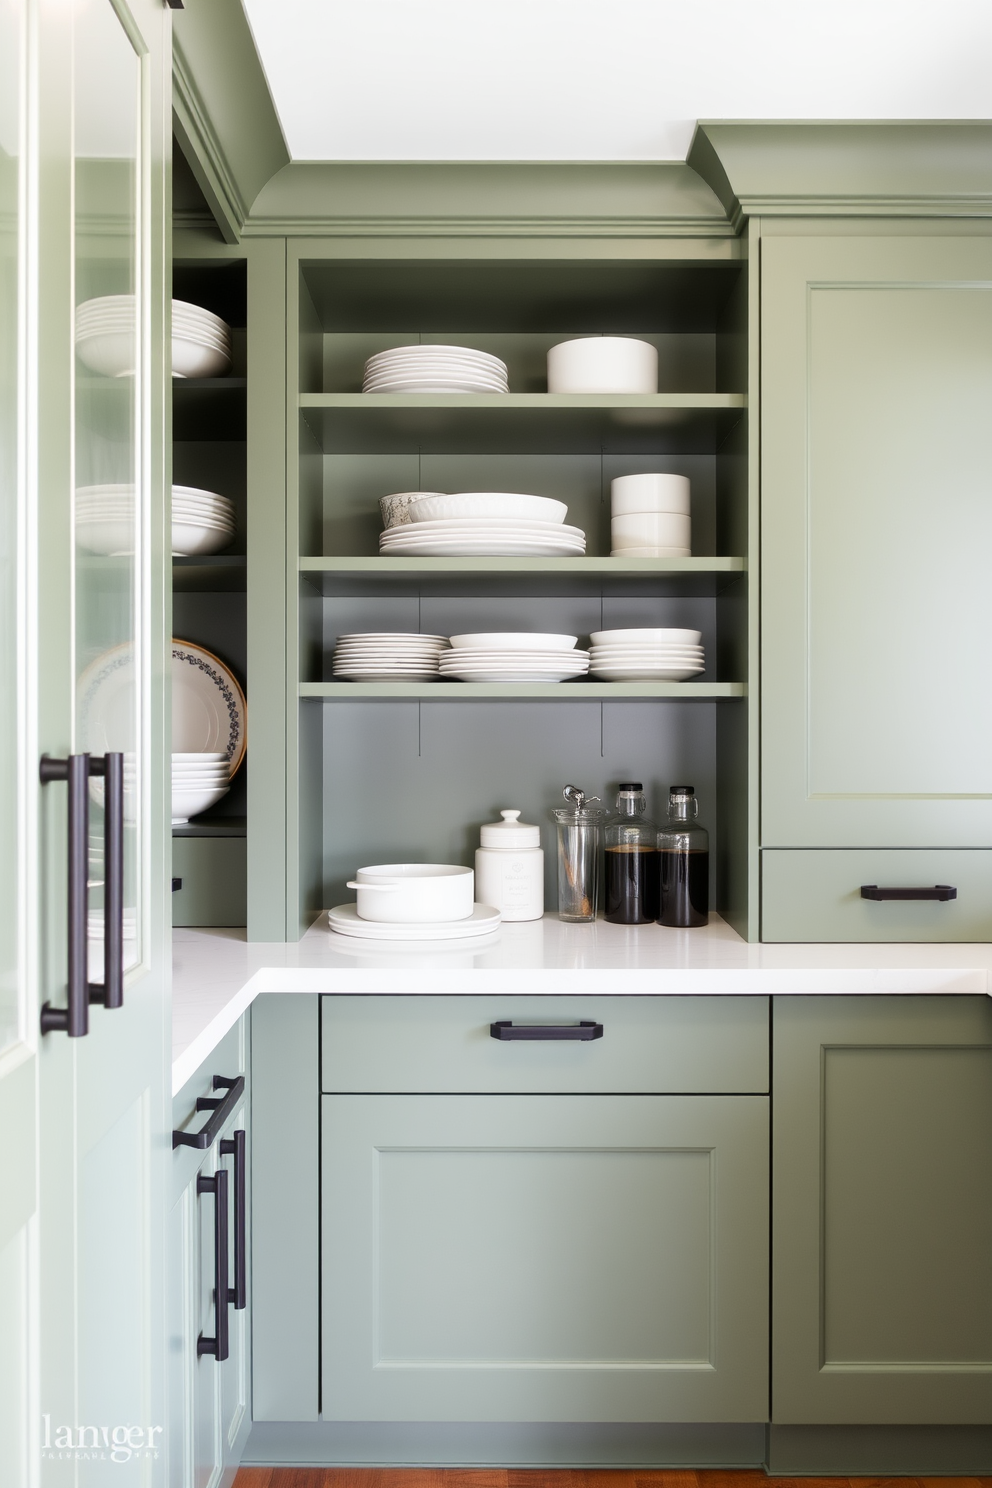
[762,849,992,942]
[321,995,768,1094]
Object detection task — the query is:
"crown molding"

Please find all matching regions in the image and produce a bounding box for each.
[172,42,247,244]
[689,122,992,225]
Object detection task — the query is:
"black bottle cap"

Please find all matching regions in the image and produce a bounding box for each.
[618,782,643,791]
[670,784,694,793]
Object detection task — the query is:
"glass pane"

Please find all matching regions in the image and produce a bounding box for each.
[0,0,22,1052]
[73,0,142,976]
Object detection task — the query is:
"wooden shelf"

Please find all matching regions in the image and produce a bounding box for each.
[299,392,746,454]
[299,555,745,598]
[300,681,745,701]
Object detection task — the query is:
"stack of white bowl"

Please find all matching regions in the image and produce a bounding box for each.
[440,633,590,684]
[74,483,235,557]
[588,628,704,682]
[611,473,691,557]
[74,295,231,379]
[332,633,449,681]
[547,337,657,394]
[171,300,232,378]
[363,345,508,394]
[172,485,236,556]
[379,492,584,557]
[172,752,230,825]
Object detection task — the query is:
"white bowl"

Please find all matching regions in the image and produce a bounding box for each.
[612,512,691,549]
[409,492,568,525]
[173,752,227,762]
[379,492,444,528]
[448,633,577,652]
[76,520,133,555]
[591,628,702,646]
[171,783,229,824]
[76,330,136,378]
[547,337,657,395]
[346,863,474,923]
[172,521,234,557]
[611,473,691,516]
[172,335,230,379]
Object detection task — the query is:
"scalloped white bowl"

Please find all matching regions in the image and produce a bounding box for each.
[409,492,567,525]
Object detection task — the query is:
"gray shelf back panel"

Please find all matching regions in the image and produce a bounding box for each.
[299,260,744,334]
[173,377,247,441]
[299,395,745,456]
[173,556,247,593]
[306,450,733,562]
[319,331,730,398]
[318,697,720,912]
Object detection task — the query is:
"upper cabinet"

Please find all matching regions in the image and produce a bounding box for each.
[759,230,992,940]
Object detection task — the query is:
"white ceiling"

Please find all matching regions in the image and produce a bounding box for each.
[241,0,992,162]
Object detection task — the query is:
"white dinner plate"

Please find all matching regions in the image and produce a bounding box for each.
[367,345,504,364]
[172,640,246,775]
[441,670,589,682]
[364,384,508,395]
[337,632,447,642]
[589,665,705,681]
[384,517,584,538]
[439,652,588,666]
[328,902,502,940]
[381,538,585,556]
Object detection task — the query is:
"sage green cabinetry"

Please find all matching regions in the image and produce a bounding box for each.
[760,230,992,939]
[772,996,992,1427]
[320,996,769,1425]
[169,1017,251,1488]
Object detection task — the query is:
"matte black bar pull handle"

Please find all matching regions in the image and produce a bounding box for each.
[172,1074,245,1149]
[39,751,126,1035]
[87,752,124,1010]
[40,755,89,1037]
[220,1129,246,1310]
[861,884,957,902]
[197,1167,229,1361]
[490,1020,604,1041]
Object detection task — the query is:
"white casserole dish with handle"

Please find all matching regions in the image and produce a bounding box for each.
[346,863,475,922]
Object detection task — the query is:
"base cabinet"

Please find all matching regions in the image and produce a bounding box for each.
[772,995,992,1426]
[169,1018,251,1488]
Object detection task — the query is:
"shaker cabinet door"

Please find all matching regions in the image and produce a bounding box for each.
[772,996,992,1425]
[322,1093,769,1424]
[761,232,992,849]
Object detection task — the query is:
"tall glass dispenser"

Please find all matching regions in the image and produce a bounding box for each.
[604,783,660,924]
[552,785,603,923]
[658,785,710,927]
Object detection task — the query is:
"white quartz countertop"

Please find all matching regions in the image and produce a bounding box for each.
[171,912,992,1094]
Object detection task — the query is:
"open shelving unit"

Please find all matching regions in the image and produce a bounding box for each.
[289,250,752,935]
[170,256,249,926]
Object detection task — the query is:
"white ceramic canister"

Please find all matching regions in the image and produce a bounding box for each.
[475,810,544,921]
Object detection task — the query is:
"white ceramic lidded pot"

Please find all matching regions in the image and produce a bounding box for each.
[475,810,544,921]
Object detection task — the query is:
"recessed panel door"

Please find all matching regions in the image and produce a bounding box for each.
[322,1094,769,1423]
[761,233,992,848]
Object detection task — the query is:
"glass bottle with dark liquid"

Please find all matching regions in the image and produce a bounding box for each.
[658,784,709,927]
[604,783,660,923]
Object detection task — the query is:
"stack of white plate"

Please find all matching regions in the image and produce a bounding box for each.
[588,628,705,682]
[172,752,230,825]
[363,345,508,394]
[332,633,449,681]
[172,485,236,556]
[74,483,235,556]
[440,633,590,684]
[379,491,584,557]
[74,295,231,378]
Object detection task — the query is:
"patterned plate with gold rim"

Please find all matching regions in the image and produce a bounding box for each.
[172,639,246,776]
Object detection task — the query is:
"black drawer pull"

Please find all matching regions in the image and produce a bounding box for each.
[197,1168,229,1361]
[861,884,957,902]
[172,1074,245,1150]
[490,1020,604,1041]
[220,1129,246,1310]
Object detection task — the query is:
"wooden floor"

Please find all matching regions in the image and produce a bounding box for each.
[233,1471,992,1488]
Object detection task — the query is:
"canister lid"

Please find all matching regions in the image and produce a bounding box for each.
[480,809,541,848]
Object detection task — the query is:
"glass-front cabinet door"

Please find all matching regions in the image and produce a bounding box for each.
[17,0,173,1483]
